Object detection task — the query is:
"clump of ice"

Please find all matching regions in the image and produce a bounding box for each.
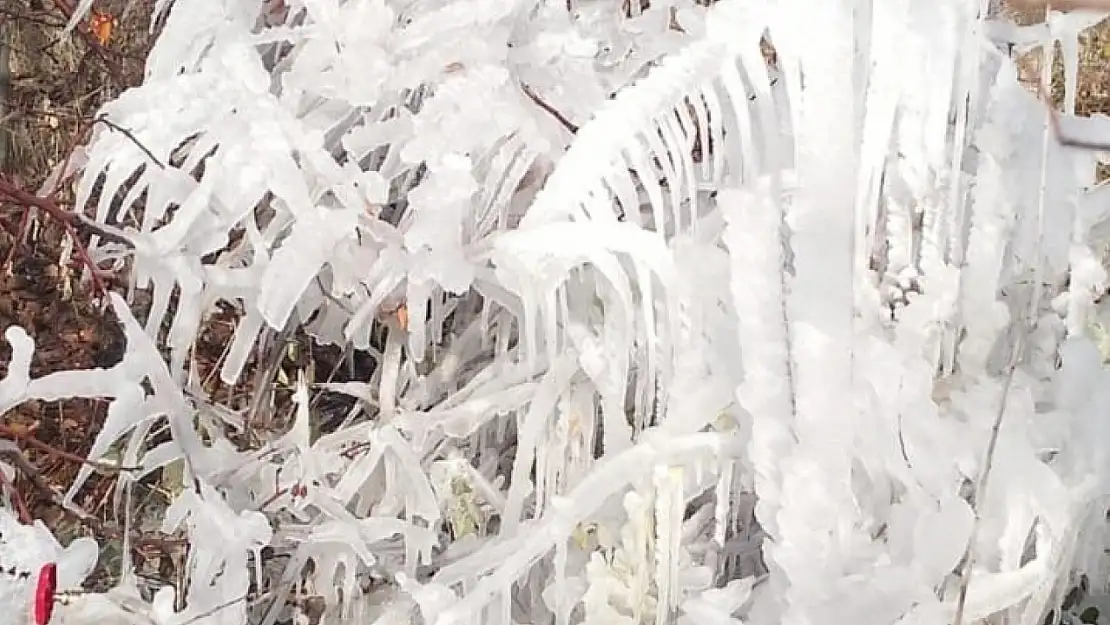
[0,508,97,625]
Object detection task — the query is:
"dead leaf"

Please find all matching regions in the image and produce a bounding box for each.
[88,10,117,46]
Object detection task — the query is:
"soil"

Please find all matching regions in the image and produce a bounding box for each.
[0,215,128,583]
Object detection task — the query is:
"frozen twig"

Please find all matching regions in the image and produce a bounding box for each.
[0,422,140,474]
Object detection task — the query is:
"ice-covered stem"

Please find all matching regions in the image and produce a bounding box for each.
[0,293,206,508]
[721,185,792,540]
[762,2,863,623]
[427,431,743,625]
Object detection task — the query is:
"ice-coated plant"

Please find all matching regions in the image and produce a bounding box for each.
[5,0,1110,623]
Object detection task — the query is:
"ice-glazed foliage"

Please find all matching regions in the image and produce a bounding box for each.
[5,0,1110,623]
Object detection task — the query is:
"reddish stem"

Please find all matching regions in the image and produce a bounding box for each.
[0,177,113,297]
[0,467,33,523]
[0,422,138,473]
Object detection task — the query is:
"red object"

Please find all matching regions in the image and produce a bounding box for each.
[33,563,56,625]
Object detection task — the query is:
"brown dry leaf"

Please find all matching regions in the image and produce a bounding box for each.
[5,421,38,437]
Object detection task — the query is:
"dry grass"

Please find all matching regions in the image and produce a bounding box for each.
[2,0,153,186]
[0,3,335,595]
[1072,22,1110,116]
[0,0,160,590]
[4,13,86,181]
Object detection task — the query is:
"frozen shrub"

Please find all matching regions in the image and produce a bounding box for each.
[3,0,1110,624]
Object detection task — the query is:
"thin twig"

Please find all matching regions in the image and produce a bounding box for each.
[0,464,32,523]
[43,114,97,201]
[0,422,140,474]
[94,115,166,169]
[950,362,1022,625]
[0,175,134,295]
[519,81,579,134]
[0,446,185,548]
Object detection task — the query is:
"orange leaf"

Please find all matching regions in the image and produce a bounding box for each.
[396,304,409,331]
[88,10,117,46]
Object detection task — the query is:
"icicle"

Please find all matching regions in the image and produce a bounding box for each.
[713,459,733,551]
[720,183,793,538]
[553,539,570,625]
[958,68,1021,376]
[407,279,432,363]
[654,465,684,625]
[380,327,404,421]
